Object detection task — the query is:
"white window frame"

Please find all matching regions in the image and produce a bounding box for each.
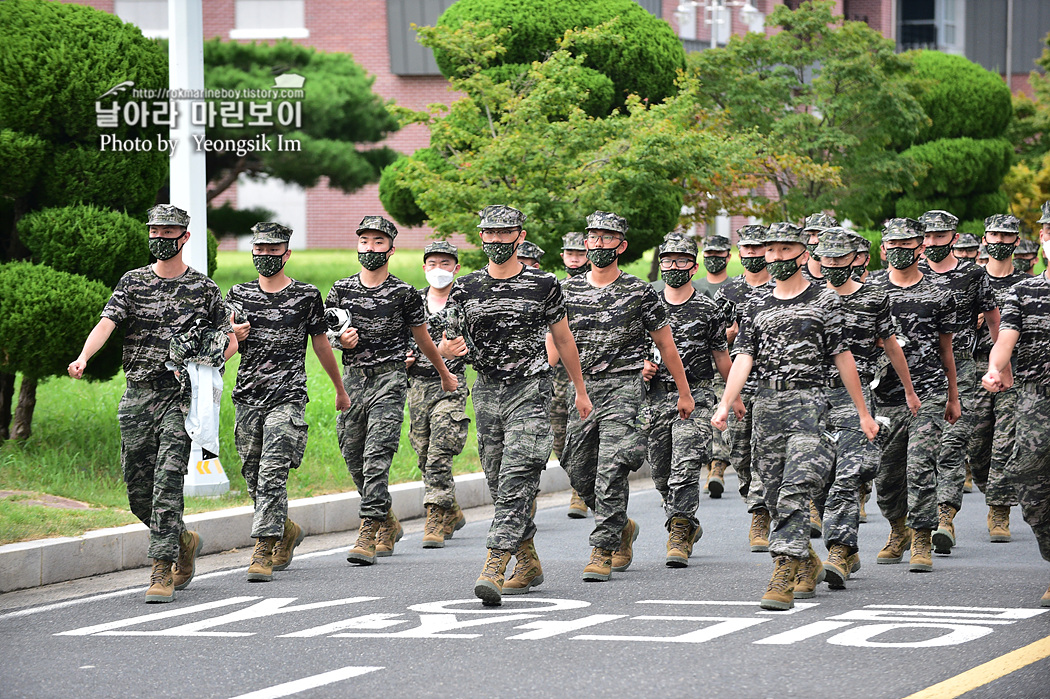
[114,0,169,39]
[230,0,310,40]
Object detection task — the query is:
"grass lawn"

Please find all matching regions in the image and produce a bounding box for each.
[1,246,690,544]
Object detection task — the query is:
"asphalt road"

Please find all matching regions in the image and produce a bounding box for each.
[2,478,1048,699]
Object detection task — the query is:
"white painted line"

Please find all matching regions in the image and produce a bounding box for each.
[228,665,383,699]
[752,620,854,645]
[56,596,260,636]
[635,600,820,615]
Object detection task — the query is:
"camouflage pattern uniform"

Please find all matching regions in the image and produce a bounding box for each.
[517,240,545,265]
[1000,271,1050,561]
[693,234,733,464]
[872,220,956,533]
[562,211,669,550]
[103,217,230,561]
[327,216,426,521]
[448,205,564,551]
[550,233,588,460]
[800,213,838,285]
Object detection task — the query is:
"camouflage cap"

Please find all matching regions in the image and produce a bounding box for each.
[250,222,292,245]
[517,240,545,261]
[978,244,989,260]
[814,227,858,258]
[659,232,698,259]
[803,212,838,232]
[882,217,925,241]
[765,221,805,245]
[953,233,980,250]
[702,234,731,252]
[562,231,586,251]
[477,205,526,229]
[1039,201,1050,225]
[585,210,629,235]
[1016,238,1040,255]
[736,225,767,246]
[423,239,459,262]
[848,231,872,254]
[147,204,189,228]
[918,209,959,233]
[984,214,1020,234]
[357,215,398,240]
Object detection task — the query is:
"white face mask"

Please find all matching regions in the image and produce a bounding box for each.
[425,268,455,289]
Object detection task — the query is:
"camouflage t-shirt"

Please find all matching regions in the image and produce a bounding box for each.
[447,265,565,381]
[650,289,726,383]
[408,287,466,378]
[714,276,771,393]
[999,272,1050,388]
[974,270,1029,358]
[325,273,426,368]
[732,282,847,386]
[692,275,728,301]
[226,280,326,407]
[871,275,956,405]
[918,258,996,355]
[102,265,229,383]
[827,284,897,383]
[563,272,669,376]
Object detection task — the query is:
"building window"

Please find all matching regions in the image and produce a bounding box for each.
[235,176,308,251]
[897,0,965,54]
[230,0,310,40]
[676,2,698,40]
[114,0,169,39]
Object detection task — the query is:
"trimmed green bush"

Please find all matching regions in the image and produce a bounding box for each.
[909,51,1013,144]
[901,138,1012,199]
[379,147,457,227]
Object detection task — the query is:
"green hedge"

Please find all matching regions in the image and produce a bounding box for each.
[909,51,1013,144]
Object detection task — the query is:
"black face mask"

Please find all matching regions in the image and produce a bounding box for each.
[821,264,852,287]
[985,242,1016,261]
[887,246,919,270]
[806,242,821,261]
[1013,258,1034,273]
[662,268,693,288]
[767,252,805,281]
[740,256,767,273]
[703,255,728,274]
[587,247,619,268]
[924,242,953,263]
[358,250,388,271]
[851,265,866,281]
[565,264,589,277]
[253,254,286,277]
[149,234,185,261]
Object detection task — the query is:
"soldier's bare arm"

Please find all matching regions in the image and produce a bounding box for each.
[713,349,746,419]
[712,354,753,430]
[224,333,238,361]
[833,349,879,441]
[650,325,693,420]
[545,332,559,366]
[311,334,351,411]
[68,317,117,379]
[985,306,1001,344]
[411,324,458,393]
[882,334,921,416]
[548,317,592,420]
[983,328,1019,392]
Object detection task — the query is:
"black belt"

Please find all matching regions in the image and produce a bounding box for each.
[756,378,822,391]
[126,374,180,390]
[651,377,711,389]
[344,360,405,378]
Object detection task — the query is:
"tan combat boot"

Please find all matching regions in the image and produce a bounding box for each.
[910,529,933,572]
[933,504,958,554]
[988,506,1012,542]
[847,552,861,575]
[707,460,728,498]
[422,504,448,549]
[375,509,404,557]
[749,509,771,552]
[665,517,693,568]
[963,464,974,493]
[1041,582,1050,608]
[347,517,381,565]
[272,519,304,571]
[809,501,822,538]
[859,484,870,524]
[145,559,176,603]
[823,543,852,589]
[504,538,543,595]
[794,546,825,599]
[582,547,614,582]
[611,518,639,572]
[247,537,278,582]
[760,556,800,611]
[877,517,912,564]
[443,501,466,539]
[474,548,513,606]
[173,530,203,591]
[567,489,588,519]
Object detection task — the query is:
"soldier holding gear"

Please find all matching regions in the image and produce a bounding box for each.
[227,222,350,582]
[69,204,236,603]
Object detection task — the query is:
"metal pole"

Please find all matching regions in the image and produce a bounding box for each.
[1005,0,1014,88]
[711,0,719,49]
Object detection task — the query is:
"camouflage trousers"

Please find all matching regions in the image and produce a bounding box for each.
[823,385,879,553]
[473,372,553,551]
[968,359,1019,507]
[729,391,765,508]
[337,365,408,520]
[564,373,647,550]
[550,364,571,461]
[645,381,716,529]
[710,372,731,463]
[875,394,947,531]
[118,382,189,561]
[234,402,308,539]
[751,387,829,559]
[1009,386,1050,562]
[936,355,977,510]
[408,375,469,508]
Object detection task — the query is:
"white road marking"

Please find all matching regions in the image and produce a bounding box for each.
[227,665,383,699]
[574,616,768,643]
[56,597,260,636]
[407,597,590,614]
[753,620,855,645]
[635,599,820,615]
[507,614,627,640]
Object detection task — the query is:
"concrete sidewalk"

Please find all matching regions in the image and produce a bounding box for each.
[0,461,651,593]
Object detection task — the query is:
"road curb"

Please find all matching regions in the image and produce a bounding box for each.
[0,461,650,593]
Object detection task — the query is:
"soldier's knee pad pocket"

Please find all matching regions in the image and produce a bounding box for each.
[289,414,309,469]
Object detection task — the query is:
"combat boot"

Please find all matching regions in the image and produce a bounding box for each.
[443,501,466,539]
[760,556,800,611]
[847,552,861,575]
[707,460,728,498]
[422,504,448,549]
[909,529,933,572]
[1041,583,1050,608]
[567,489,588,519]
[504,537,543,595]
[877,517,912,564]
[347,517,381,565]
[749,509,771,552]
[809,500,822,538]
[858,484,870,524]
[666,517,693,568]
[933,504,958,554]
[963,464,974,493]
[173,530,203,591]
[272,519,304,571]
[582,547,614,582]
[794,546,825,599]
[823,543,852,589]
[988,506,1012,542]
[611,518,639,571]
[247,537,278,582]
[145,559,176,603]
[474,548,512,606]
[375,509,404,557]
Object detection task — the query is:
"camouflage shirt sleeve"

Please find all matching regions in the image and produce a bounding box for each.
[999,274,1050,387]
[101,271,133,325]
